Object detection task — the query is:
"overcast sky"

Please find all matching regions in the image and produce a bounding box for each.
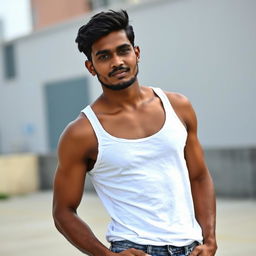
[0,0,32,40]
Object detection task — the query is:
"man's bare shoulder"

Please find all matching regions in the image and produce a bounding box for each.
[61,113,94,140]
[164,91,192,109]
[164,91,196,129]
[58,112,97,157]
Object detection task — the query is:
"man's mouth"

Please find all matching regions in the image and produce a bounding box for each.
[109,67,130,78]
[113,70,128,79]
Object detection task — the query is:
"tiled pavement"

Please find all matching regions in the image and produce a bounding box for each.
[0,191,255,256]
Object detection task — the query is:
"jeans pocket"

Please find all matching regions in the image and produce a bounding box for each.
[110,246,128,253]
[186,242,200,256]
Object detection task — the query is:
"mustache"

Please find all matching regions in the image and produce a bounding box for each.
[108,66,130,77]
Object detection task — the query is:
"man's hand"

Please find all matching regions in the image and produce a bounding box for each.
[111,248,151,256]
[189,243,217,256]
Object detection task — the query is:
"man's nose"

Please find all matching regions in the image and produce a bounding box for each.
[111,54,124,68]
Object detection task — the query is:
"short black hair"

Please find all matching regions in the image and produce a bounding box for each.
[75,10,135,61]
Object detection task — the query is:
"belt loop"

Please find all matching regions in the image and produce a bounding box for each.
[167,245,174,256]
[185,242,197,256]
[146,245,152,255]
[184,244,189,256]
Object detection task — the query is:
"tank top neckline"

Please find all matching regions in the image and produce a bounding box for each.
[86,87,170,143]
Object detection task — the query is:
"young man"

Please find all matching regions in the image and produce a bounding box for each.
[52,10,217,256]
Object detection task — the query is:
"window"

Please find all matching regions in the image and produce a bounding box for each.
[4,44,16,79]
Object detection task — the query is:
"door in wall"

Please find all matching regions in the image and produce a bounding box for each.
[45,76,89,151]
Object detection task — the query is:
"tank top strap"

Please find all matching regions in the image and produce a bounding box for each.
[152,87,187,131]
[81,105,105,143]
[152,87,176,117]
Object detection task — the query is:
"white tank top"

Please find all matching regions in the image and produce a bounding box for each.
[81,87,203,246]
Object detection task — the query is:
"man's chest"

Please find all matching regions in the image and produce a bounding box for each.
[97,100,165,140]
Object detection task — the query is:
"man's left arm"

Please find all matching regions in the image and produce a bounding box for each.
[184,101,217,256]
[167,93,217,256]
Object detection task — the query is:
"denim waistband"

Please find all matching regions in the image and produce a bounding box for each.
[110,240,200,256]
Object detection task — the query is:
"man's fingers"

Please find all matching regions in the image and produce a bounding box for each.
[130,248,151,256]
[189,243,217,256]
[123,248,151,256]
[189,245,202,256]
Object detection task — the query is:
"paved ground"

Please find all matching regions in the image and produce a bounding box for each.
[0,191,255,256]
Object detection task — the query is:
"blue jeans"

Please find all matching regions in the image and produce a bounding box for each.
[110,240,200,256]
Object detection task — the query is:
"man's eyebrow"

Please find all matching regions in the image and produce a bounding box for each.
[95,49,110,56]
[117,44,131,50]
[95,44,131,56]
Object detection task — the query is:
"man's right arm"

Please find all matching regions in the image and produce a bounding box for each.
[52,115,149,256]
[52,116,113,256]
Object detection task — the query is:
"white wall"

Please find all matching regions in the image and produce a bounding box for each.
[0,20,93,153]
[0,0,255,153]
[130,0,256,148]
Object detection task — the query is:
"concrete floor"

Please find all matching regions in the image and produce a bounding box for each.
[0,191,255,256]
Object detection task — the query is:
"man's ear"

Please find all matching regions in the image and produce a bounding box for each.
[134,46,140,63]
[85,60,96,76]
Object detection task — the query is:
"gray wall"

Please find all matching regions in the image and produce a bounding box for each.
[130,0,256,148]
[0,19,94,153]
[38,154,95,191]
[0,0,255,197]
[39,149,256,198]
[205,148,256,198]
[0,0,255,154]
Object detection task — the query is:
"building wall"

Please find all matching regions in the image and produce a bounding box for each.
[0,21,93,153]
[38,149,256,198]
[0,0,255,154]
[31,0,92,30]
[130,0,256,148]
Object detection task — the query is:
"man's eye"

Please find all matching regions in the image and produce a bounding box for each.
[99,55,109,60]
[119,48,130,55]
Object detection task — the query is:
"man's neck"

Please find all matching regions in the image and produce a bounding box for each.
[100,82,147,109]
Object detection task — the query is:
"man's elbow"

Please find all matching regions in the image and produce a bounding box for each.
[52,206,64,233]
[52,204,72,232]
[52,205,76,229]
[190,168,213,185]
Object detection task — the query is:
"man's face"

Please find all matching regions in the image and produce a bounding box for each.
[86,30,140,90]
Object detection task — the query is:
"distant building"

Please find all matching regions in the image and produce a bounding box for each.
[30,0,138,30]
[0,0,255,154]
[31,0,92,30]
[0,0,255,197]
[0,19,4,41]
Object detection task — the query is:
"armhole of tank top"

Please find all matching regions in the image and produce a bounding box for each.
[152,87,171,117]
[81,106,104,174]
[81,106,104,139]
[152,87,187,131]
